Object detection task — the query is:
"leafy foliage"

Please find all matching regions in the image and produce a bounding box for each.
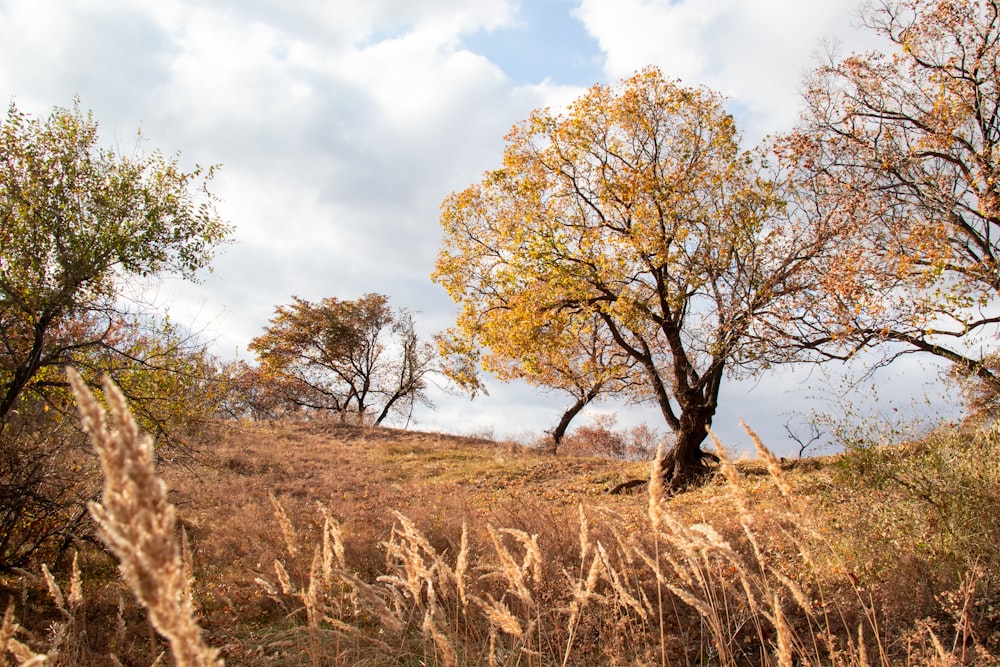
[950,352,1000,424]
[793,0,1000,385]
[217,359,303,421]
[438,308,639,449]
[0,100,230,568]
[248,293,437,425]
[0,99,230,425]
[434,67,839,484]
[78,316,235,444]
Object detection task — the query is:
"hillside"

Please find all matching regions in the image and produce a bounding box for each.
[10,414,1000,666]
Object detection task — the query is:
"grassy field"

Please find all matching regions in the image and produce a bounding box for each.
[4,391,1000,665]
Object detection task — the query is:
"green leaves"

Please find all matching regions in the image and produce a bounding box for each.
[0,99,231,423]
[0,101,229,299]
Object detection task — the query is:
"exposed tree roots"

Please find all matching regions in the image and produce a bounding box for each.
[608,447,720,495]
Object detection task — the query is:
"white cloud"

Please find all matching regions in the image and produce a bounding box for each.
[575,0,877,140]
[0,0,953,450]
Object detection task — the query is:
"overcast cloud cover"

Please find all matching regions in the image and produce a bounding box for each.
[0,0,955,453]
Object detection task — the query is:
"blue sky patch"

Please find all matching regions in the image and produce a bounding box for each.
[462,0,604,86]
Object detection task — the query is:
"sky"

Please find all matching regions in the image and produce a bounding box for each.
[0,0,960,455]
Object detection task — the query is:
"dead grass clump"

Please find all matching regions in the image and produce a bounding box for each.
[259,496,663,665]
[69,369,222,667]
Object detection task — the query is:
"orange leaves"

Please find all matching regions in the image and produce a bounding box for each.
[248,294,436,424]
[790,0,1000,378]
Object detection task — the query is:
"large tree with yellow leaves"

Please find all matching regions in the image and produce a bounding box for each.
[434,68,839,488]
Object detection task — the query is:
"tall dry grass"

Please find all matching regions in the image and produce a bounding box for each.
[253,421,997,665]
[4,371,997,665]
[67,368,221,667]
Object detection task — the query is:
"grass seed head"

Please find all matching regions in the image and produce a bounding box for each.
[742,419,794,499]
[68,368,222,667]
[773,594,795,667]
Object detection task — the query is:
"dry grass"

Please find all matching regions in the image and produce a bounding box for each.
[4,374,999,665]
[69,368,222,667]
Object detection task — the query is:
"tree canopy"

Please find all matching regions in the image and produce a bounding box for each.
[0,100,230,426]
[793,0,1000,388]
[248,293,437,426]
[434,68,839,486]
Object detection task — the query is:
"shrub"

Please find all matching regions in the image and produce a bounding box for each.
[830,425,1000,644]
[559,414,661,460]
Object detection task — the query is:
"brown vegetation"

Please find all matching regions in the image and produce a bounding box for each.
[2,386,998,665]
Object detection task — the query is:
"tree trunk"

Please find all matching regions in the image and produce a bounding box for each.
[547,384,602,454]
[597,313,726,494]
[607,394,720,495]
[660,413,714,491]
[0,316,51,427]
[655,367,723,491]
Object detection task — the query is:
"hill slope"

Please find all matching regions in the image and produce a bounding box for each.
[15,415,1000,665]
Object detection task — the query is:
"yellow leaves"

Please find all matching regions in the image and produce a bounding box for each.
[434,64,803,413]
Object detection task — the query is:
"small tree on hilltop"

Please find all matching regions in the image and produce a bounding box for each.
[248,293,437,426]
[434,67,842,489]
[437,305,642,452]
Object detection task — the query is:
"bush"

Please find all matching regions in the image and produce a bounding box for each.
[830,425,1000,646]
[559,414,661,460]
[0,321,232,570]
[0,405,98,569]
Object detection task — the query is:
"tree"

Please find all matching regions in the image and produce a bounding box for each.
[78,315,235,444]
[438,302,641,452]
[248,294,437,426]
[0,100,230,568]
[434,68,839,488]
[0,99,230,427]
[792,0,1000,388]
[218,359,303,421]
